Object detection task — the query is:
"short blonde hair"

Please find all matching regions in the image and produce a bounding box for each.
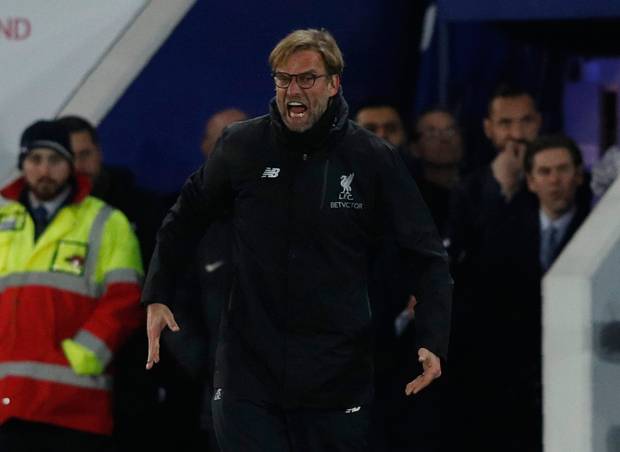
[269,28,344,75]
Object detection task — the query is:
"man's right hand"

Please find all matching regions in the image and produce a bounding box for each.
[492,139,528,199]
[146,303,180,370]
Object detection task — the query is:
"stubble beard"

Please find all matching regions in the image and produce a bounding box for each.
[29,178,66,202]
[281,97,329,133]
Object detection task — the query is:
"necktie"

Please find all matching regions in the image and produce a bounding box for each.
[32,206,49,240]
[542,226,560,271]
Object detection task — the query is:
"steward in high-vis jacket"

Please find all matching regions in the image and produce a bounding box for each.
[0,120,144,452]
[144,28,452,452]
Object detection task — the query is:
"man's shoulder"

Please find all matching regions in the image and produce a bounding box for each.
[78,196,132,227]
[214,115,271,161]
[223,115,270,141]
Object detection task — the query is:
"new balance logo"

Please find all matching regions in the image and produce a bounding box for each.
[261,167,280,178]
[213,388,223,401]
[345,406,361,414]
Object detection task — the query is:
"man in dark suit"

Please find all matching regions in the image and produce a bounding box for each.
[443,84,542,448]
[475,134,589,452]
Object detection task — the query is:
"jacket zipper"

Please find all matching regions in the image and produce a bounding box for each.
[319,159,330,210]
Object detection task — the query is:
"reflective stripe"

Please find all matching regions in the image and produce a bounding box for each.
[0,272,100,298]
[74,329,112,368]
[85,205,114,279]
[0,268,140,297]
[0,221,18,231]
[104,268,142,287]
[0,361,112,390]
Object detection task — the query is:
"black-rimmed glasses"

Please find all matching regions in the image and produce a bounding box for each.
[272,71,328,89]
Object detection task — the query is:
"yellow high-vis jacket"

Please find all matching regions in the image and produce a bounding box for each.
[0,175,144,435]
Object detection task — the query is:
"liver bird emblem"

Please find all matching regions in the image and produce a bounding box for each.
[340,173,354,194]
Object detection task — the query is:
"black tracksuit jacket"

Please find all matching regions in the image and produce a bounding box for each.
[142,92,452,410]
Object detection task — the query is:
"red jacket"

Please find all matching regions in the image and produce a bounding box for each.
[0,176,144,434]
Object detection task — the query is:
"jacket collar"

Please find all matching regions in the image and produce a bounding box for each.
[1,173,92,204]
[269,87,349,153]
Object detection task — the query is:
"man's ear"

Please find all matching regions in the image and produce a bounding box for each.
[483,117,492,139]
[328,74,340,96]
[575,165,584,186]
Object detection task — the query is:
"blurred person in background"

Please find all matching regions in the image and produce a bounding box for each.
[0,119,143,452]
[444,83,543,450]
[354,101,407,149]
[201,108,248,158]
[58,115,164,264]
[410,107,464,238]
[355,102,458,451]
[58,116,135,217]
[57,114,166,452]
[474,134,589,451]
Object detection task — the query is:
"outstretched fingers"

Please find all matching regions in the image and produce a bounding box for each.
[145,303,180,370]
[404,347,441,396]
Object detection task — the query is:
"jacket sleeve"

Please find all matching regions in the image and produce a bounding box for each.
[76,208,144,368]
[376,146,453,361]
[141,135,234,307]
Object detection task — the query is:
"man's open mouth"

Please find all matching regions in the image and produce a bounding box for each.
[287,101,307,118]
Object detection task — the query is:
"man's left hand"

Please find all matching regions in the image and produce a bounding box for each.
[404,347,442,396]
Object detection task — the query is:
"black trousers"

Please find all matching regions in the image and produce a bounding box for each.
[212,391,369,452]
[0,419,115,452]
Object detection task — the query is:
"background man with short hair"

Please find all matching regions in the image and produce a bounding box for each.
[201,108,248,158]
[443,84,544,450]
[475,134,589,451]
[411,107,464,238]
[354,102,407,148]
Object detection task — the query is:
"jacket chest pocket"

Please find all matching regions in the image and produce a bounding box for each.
[50,240,89,276]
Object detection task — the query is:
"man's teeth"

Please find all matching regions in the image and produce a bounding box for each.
[287,100,307,118]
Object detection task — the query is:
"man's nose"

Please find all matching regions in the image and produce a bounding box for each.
[375,126,388,140]
[287,77,303,95]
[549,170,561,184]
[509,122,525,140]
[38,161,52,175]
